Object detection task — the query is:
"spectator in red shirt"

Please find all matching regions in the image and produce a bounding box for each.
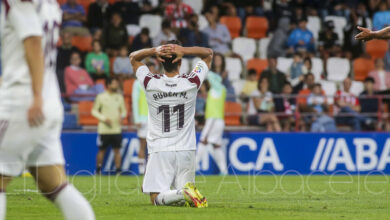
[334,77,365,131]
[164,0,193,28]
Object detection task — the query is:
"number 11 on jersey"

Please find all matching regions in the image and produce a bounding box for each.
[158,104,185,133]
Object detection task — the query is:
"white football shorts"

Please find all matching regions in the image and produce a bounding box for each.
[0,116,65,176]
[142,150,195,193]
[199,118,225,146]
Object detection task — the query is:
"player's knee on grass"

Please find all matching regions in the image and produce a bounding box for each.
[150,193,159,205]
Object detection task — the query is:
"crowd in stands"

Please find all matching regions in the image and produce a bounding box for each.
[51,0,390,132]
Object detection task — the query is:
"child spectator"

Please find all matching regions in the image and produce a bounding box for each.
[130,28,153,52]
[307,83,326,113]
[113,46,134,79]
[85,40,110,80]
[287,18,315,53]
[240,69,258,100]
[289,53,305,87]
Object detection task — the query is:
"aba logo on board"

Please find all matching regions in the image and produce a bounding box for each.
[311,138,390,172]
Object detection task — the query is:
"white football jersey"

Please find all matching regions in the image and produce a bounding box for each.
[0,0,63,120]
[136,60,209,153]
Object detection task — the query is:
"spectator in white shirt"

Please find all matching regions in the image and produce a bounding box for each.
[153,19,177,47]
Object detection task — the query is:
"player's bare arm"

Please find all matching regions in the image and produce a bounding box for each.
[129,45,173,72]
[171,45,213,68]
[24,36,45,127]
[355,26,390,41]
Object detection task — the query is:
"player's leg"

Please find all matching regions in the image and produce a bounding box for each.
[29,165,95,220]
[0,176,12,220]
[96,135,108,174]
[112,134,123,174]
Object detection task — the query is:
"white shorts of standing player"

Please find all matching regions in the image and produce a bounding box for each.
[196,118,227,175]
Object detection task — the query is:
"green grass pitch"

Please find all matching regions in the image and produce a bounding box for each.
[5,175,390,220]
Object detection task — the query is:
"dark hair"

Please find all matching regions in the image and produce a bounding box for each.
[247,69,257,76]
[364,76,375,83]
[105,77,118,87]
[211,52,225,73]
[92,40,101,47]
[284,82,292,87]
[140,27,150,36]
[161,40,182,73]
[162,19,171,29]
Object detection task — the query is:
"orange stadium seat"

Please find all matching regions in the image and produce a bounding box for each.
[353,58,375,81]
[71,35,93,52]
[78,101,99,125]
[57,0,66,6]
[123,79,135,96]
[246,16,268,39]
[95,79,106,88]
[246,58,268,79]
[224,102,242,126]
[220,16,242,38]
[366,40,389,59]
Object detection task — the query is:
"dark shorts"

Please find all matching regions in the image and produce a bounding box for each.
[99,134,122,149]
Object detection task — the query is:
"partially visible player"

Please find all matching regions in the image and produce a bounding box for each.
[196,68,227,175]
[355,26,390,40]
[0,0,94,219]
[129,40,213,207]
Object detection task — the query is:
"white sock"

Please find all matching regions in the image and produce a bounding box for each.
[155,190,184,206]
[138,158,146,175]
[54,184,95,220]
[214,147,228,174]
[0,193,5,220]
[196,142,207,169]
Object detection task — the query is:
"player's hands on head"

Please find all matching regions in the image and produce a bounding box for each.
[171,44,184,63]
[28,96,45,127]
[355,26,374,41]
[155,45,173,63]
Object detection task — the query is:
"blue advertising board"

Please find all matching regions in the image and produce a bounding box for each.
[61,132,390,175]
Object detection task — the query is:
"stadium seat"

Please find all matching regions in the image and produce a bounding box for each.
[126,24,141,37]
[71,35,92,52]
[220,16,242,38]
[246,58,268,78]
[258,37,270,59]
[183,0,203,14]
[179,58,190,74]
[232,37,256,61]
[353,58,375,81]
[139,14,162,38]
[366,40,389,59]
[224,102,242,126]
[350,80,364,96]
[276,57,293,74]
[57,0,66,6]
[232,80,246,96]
[325,16,347,42]
[123,79,135,96]
[326,57,350,82]
[307,16,321,40]
[95,79,106,89]
[245,16,268,39]
[225,57,242,81]
[311,57,324,81]
[198,14,209,30]
[63,113,81,130]
[78,101,99,125]
[320,80,337,104]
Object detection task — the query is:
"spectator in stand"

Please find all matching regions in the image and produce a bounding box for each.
[287,17,315,53]
[61,0,89,36]
[288,53,305,87]
[65,52,103,102]
[247,78,281,132]
[260,57,287,94]
[307,83,327,114]
[274,82,296,131]
[318,20,341,58]
[310,105,337,132]
[373,1,390,30]
[210,53,236,102]
[240,69,258,99]
[335,77,366,131]
[56,31,81,93]
[368,58,390,92]
[130,27,153,52]
[268,17,291,57]
[87,0,111,32]
[359,77,379,131]
[203,10,231,55]
[178,14,209,48]
[85,40,110,80]
[153,20,177,47]
[111,0,141,25]
[102,12,128,57]
[273,0,293,28]
[113,46,134,80]
[165,0,193,28]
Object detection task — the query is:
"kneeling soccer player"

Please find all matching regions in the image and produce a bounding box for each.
[129,40,213,207]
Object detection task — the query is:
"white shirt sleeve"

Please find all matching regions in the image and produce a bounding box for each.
[135,65,152,88]
[8,0,42,40]
[191,60,209,83]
